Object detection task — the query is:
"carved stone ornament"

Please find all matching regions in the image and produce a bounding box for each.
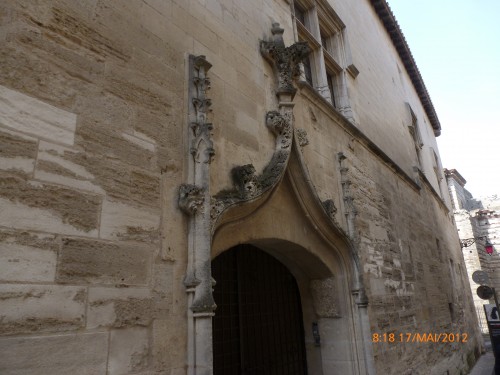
[322,199,338,222]
[178,184,205,216]
[260,22,311,97]
[210,24,310,230]
[296,128,309,147]
[190,55,215,164]
[211,111,292,226]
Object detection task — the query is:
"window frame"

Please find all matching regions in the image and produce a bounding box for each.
[292,0,357,122]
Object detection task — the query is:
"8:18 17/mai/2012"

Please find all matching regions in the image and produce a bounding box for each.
[372,332,468,343]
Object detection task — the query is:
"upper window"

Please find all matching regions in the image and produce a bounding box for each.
[406,103,423,167]
[294,1,307,28]
[432,148,444,198]
[292,0,358,122]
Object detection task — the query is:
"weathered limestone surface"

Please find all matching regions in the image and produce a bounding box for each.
[0,229,58,283]
[0,333,108,375]
[0,284,86,335]
[56,238,152,285]
[87,287,153,329]
[0,1,170,373]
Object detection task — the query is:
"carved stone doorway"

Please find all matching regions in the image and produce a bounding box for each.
[212,244,308,375]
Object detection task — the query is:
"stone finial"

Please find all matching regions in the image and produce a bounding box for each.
[260,22,311,96]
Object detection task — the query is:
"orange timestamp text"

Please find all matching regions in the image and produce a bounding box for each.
[372,332,468,343]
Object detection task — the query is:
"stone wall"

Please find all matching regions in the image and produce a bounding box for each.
[292,87,480,374]
[0,1,178,373]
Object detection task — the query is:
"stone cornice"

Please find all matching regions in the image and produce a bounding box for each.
[371,0,442,136]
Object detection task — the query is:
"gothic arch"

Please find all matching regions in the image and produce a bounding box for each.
[212,170,370,375]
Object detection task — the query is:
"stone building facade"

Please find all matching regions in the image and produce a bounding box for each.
[445,169,500,332]
[0,0,481,374]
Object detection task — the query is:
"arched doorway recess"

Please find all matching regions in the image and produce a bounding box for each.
[212,244,308,375]
[210,172,374,375]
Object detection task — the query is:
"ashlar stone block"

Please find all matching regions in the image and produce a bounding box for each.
[87,287,152,329]
[56,237,152,285]
[0,85,77,146]
[100,199,160,241]
[34,140,105,195]
[108,327,150,375]
[0,332,108,375]
[0,229,58,283]
[0,173,101,236]
[0,284,86,335]
[0,127,37,175]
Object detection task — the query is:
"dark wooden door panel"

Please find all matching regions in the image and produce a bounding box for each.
[213,245,307,375]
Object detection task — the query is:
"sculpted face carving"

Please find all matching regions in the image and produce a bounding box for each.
[266,110,292,149]
[178,184,205,216]
[232,164,258,198]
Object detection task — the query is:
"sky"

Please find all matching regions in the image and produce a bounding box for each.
[388,0,500,198]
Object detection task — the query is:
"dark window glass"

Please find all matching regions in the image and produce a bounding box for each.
[295,2,306,25]
[327,72,336,107]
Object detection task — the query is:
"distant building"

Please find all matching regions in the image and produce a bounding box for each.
[445,168,500,331]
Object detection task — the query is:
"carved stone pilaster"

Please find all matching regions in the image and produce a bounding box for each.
[190,55,215,165]
[181,54,216,375]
